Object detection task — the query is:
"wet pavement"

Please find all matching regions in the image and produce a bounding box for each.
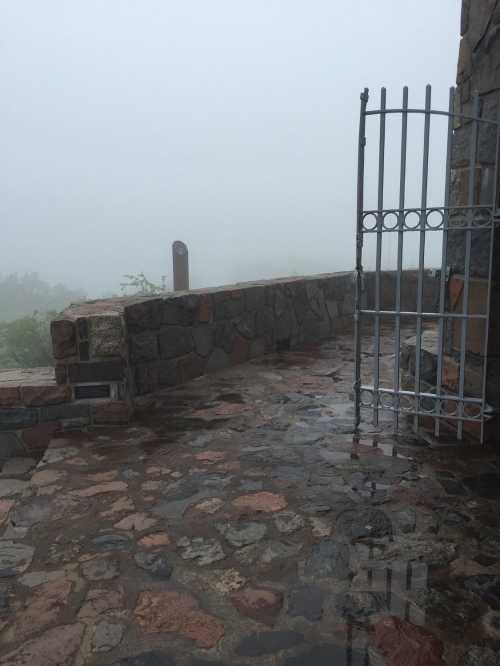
[1,330,500,665]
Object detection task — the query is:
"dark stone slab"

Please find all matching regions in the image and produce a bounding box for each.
[439,478,469,496]
[236,631,304,656]
[130,331,160,363]
[335,507,392,539]
[110,651,176,666]
[78,342,89,361]
[462,473,500,499]
[177,353,206,383]
[77,317,88,340]
[284,644,366,666]
[67,360,126,383]
[51,319,77,359]
[0,433,26,460]
[0,408,38,431]
[464,575,500,610]
[125,299,163,332]
[134,551,173,579]
[93,534,133,551]
[193,325,215,357]
[287,584,324,621]
[11,497,53,527]
[159,326,193,359]
[40,402,91,422]
[304,539,350,579]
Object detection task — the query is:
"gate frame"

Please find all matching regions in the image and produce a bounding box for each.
[353,85,500,444]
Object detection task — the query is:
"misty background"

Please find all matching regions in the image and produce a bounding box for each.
[2,1,460,300]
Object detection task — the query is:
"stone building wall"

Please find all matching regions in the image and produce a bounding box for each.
[448,1,500,412]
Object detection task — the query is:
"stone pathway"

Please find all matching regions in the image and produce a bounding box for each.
[0,332,500,664]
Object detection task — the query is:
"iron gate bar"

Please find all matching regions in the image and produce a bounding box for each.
[414,85,432,431]
[353,88,369,432]
[434,88,455,439]
[365,109,499,124]
[360,311,487,319]
[353,85,500,444]
[393,86,408,433]
[373,88,386,425]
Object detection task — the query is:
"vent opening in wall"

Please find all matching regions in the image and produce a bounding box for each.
[74,384,111,400]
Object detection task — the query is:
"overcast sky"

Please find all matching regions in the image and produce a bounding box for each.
[2,1,460,297]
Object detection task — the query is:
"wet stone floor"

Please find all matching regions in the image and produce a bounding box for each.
[1,332,500,665]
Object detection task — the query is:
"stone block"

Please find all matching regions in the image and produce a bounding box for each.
[442,355,484,397]
[197,294,213,323]
[457,36,472,83]
[273,287,287,318]
[54,365,67,385]
[51,319,77,360]
[249,338,267,358]
[206,348,230,373]
[235,312,256,339]
[125,299,163,332]
[157,359,178,387]
[77,317,88,340]
[79,341,89,361]
[245,286,266,312]
[326,299,339,321]
[214,291,245,320]
[21,422,58,452]
[306,282,326,319]
[92,401,133,425]
[461,0,470,35]
[0,432,27,460]
[67,360,126,384]
[60,417,91,431]
[0,386,21,408]
[177,353,206,383]
[215,321,235,354]
[256,308,275,341]
[130,331,159,363]
[231,336,250,365]
[162,294,200,326]
[193,325,215,357]
[290,285,309,324]
[134,364,160,395]
[89,316,124,359]
[158,326,193,359]
[275,311,292,343]
[20,384,71,407]
[40,403,91,422]
[0,408,38,431]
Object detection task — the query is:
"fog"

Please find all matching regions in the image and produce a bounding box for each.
[2,1,460,297]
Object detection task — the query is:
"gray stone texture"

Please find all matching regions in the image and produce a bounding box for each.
[49,272,436,410]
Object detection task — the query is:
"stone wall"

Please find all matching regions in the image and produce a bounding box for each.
[51,273,354,400]
[51,270,437,402]
[450,0,500,279]
[449,1,500,415]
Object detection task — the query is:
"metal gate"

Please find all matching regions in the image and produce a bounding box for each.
[353,86,500,443]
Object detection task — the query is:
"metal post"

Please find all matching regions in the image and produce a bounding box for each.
[413,85,431,432]
[434,87,455,438]
[393,86,408,432]
[373,87,386,425]
[354,89,369,433]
